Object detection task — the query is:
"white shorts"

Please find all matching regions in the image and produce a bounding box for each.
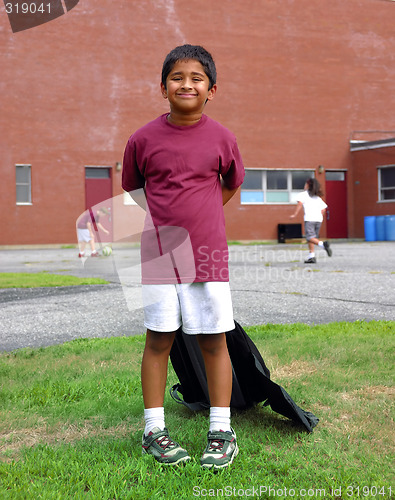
[77,228,92,243]
[142,282,235,335]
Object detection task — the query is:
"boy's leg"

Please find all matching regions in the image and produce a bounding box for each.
[78,241,86,256]
[197,333,238,469]
[77,229,89,256]
[141,329,176,409]
[89,236,98,256]
[141,328,190,465]
[196,333,232,408]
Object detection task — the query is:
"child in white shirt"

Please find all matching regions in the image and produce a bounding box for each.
[291,178,332,263]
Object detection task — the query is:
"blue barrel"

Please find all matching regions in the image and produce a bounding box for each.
[384,215,395,241]
[375,215,386,241]
[364,216,376,241]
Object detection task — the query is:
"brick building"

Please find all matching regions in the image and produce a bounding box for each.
[1,0,395,246]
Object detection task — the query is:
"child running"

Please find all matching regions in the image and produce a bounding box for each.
[291,177,332,263]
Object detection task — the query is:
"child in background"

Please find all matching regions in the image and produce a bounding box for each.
[122,44,245,468]
[76,207,110,258]
[291,178,332,263]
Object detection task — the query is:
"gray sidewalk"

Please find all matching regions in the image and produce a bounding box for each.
[0,241,394,351]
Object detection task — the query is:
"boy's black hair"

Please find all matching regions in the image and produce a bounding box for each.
[161,44,217,90]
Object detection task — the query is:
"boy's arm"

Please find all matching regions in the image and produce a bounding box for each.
[221,179,239,206]
[97,222,109,234]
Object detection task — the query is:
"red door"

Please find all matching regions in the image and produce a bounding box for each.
[325,171,348,238]
[84,166,113,243]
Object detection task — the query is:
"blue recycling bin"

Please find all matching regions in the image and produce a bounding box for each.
[384,215,395,241]
[364,216,376,241]
[375,215,386,241]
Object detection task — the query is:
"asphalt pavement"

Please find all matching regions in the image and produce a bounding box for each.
[1,241,394,351]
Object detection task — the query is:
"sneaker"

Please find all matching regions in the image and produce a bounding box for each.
[323,241,332,257]
[200,428,239,469]
[142,427,190,466]
[304,257,316,264]
[90,251,99,257]
[78,253,85,258]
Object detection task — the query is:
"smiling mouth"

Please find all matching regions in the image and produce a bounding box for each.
[177,93,198,97]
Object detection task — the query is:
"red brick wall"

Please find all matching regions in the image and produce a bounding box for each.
[351,146,395,237]
[1,0,395,244]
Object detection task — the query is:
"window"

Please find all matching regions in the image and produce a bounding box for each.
[240,170,263,203]
[267,171,288,202]
[241,169,314,204]
[326,171,345,181]
[85,167,110,178]
[16,164,31,204]
[378,166,395,201]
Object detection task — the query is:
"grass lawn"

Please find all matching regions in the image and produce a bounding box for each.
[0,321,393,499]
[0,272,108,288]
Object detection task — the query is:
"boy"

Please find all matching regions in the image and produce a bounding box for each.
[76,207,110,258]
[122,45,245,468]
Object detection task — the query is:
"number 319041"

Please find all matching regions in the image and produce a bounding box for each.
[5,3,52,14]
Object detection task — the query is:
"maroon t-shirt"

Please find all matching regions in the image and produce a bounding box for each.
[122,113,245,284]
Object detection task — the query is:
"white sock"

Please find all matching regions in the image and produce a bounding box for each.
[209,407,231,432]
[308,252,315,258]
[318,241,324,248]
[144,407,165,435]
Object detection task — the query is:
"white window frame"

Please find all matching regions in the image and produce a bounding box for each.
[378,165,395,202]
[16,164,32,205]
[241,169,315,205]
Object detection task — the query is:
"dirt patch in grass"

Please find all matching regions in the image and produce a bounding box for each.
[273,360,317,379]
[0,419,143,463]
[360,384,394,398]
[318,384,393,442]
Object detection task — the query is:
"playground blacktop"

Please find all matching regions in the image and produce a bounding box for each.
[0,241,394,352]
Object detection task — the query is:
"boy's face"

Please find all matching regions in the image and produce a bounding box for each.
[161,59,216,117]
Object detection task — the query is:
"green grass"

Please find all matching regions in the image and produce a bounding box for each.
[0,321,394,499]
[228,240,275,246]
[0,272,109,288]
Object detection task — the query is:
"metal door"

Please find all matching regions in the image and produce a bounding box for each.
[84,166,113,242]
[325,171,348,239]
